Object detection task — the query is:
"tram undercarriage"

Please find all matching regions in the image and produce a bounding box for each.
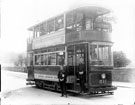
[27,79,117,96]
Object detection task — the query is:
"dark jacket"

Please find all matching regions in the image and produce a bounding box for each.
[78,63,85,80]
[58,69,67,82]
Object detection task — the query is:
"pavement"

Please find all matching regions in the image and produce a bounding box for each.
[113,81,135,88]
[2,70,135,88]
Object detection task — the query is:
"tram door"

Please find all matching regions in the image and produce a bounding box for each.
[67,44,88,90]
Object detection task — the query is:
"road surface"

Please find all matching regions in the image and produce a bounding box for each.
[1,70,135,105]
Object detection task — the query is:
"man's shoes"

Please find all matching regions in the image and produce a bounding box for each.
[65,95,68,98]
[61,95,64,97]
[79,91,84,94]
[79,91,82,93]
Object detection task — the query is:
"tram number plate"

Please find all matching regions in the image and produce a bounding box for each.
[99,79,107,84]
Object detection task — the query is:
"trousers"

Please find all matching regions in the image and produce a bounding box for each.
[59,81,67,96]
[80,79,85,92]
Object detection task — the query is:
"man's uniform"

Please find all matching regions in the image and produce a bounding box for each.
[78,63,85,93]
[57,67,67,97]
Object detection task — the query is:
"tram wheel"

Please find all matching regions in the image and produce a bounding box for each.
[35,80,43,88]
[35,81,40,88]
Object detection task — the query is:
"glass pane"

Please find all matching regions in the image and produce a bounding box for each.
[68,54,74,66]
[86,19,93,30]
[35,55,37,65]
[66,12,74,27]
[48,53,56,65]
[35,55,41,65]
[41,55,43,65]
[76,51,84,65]
[40,23,47,35]
[56,52,65,65]
[51,54,56,65]
[67,46,74,66]
[56,46,65,51]
[48,54,51,65]
[75,44,85,65]
[55,15,64,31]
[66,11,84,32]
[66,12,74,33]
[34,26,40,37]
[99,45,109,60]
[90,44,112,66]
[42,54,48,65]
[75,12,83,23]
[98,45,109,65]
[94,15,112,32]
[90,45,98,60]
[47,19,55,33]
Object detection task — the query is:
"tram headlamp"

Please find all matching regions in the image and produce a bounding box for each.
[101,73,106,79]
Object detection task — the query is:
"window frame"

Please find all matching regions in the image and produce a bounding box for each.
[55,15,64,31]
[47,19,55,33]
[89,42,113,66]
[34,50,65,66]
[66,11,84,32]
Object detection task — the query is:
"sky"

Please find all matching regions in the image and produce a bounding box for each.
[0,0,135,63]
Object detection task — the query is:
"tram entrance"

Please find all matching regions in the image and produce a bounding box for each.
[67,43,88,91]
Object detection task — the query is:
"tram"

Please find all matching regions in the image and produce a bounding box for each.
[27,6,117,95]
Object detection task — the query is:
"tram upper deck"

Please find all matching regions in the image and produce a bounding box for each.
[27,6,112,51]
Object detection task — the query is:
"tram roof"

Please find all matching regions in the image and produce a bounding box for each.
[28,6,110,31]
[74,6,110,15]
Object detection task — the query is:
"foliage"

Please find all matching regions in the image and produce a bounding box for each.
[113,51,131,67]
[14,53,27,67]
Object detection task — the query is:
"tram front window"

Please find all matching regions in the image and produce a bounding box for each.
[90,44,113,66]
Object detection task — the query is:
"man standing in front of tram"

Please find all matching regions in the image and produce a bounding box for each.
[57,65,67,97]
[78,57,85,93]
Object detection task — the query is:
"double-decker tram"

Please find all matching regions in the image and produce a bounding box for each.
[27,6,117,95]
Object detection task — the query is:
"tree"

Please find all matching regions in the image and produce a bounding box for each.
[18,54,24,67]
[14,60,19,67]
[14,53,27,67]
[113,51,131,67]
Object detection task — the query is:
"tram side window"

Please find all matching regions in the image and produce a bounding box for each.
[74,12,84,31]
[98,45,109,60]
[68,54,74,66]
[35,55,41,65]
[47,19,55,33]
[90,45,98,60]
[41,55,43,65]
[66,12,74,32]
[85,19,93,30]
[28,31,33,43]
[67,46,75,66]
[48,54,51,65]
[40,23,47,36]
[34,26,40,38]
[94,16,112,32]
[98,45,110,65]
[66,11,84,33]
[55,15,64,31]
[56,52,65,65]
[76,45,85,65]
[48,53,56,65]
[90,44,112,66]
[42,54,48,65]
[41,54,48,65]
